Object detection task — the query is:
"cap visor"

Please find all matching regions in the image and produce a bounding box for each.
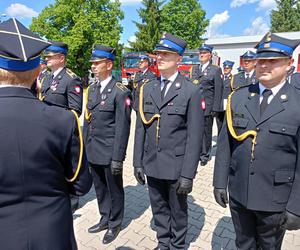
[256,51,290,59]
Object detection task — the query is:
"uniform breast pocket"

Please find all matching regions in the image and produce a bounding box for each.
[232,117,249,134]
[52,85,66,94]
[99,104,114,112]
[273,169,294,203]
[269,122,297,149]
[167,106,187,126]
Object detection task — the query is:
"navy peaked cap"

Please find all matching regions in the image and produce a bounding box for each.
[90,45,116,62]
[0,18,50,71]
[154,33,187,56]
[241,50,256,60]
[255,32,300,59]
[199,44,213,53]
[44,41,68,56]
[223,60,234,68]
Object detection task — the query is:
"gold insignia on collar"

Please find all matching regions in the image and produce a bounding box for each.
[251,93,256,97]
[280,94,287,100]
[193,79,199,85]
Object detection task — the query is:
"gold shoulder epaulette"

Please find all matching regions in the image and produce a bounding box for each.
[116,82,128,92]
[66,68,78,79]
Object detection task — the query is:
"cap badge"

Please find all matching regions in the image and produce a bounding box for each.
[266,32,272,42]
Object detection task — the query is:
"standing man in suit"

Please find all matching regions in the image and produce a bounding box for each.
[40,41,83,116]
[40,41,84,213]
[216,60,234,134]
[213,32,300,249]
[190,44,223,166]
[133,33,204,250]
[132,55,157,111]
[85,45,131,244]
[231,50,257,90]
[0,18,92,250]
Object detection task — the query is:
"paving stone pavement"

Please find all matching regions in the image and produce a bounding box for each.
[74,113,300,249]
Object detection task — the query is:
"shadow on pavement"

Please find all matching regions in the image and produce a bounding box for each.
[185,195,205,249]
[211,216,236,250]
[122,183,150,230]
[115,247,135,250]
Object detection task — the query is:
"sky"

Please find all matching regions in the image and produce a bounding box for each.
[0,0,277,46]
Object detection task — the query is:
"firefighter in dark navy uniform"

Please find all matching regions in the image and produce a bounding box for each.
[190,44,223,166]
[133,33,204,250]
[132,55,157,111]
[0,18,92,250]
[216,60,234,133]
[231,50,257,90]
[290,71,300,87]
[213,32,300,249]
[40,41,84,213]
[84,45,131,244]
[40,41,83,116]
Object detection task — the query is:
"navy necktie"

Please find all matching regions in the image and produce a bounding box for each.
[161,79,170,100]
[260,89,272,116]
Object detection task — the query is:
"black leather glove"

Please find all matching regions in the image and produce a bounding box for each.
[280,211,300,230]
[134,167,145,185]
[110,161,123,175]
[176,177,193,195]
[213,188,228,208]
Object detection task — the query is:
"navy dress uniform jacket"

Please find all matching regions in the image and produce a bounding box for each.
[84,78,131,165]
[133,73,204,180]
[41,67,83,115]
[231,71,256,90]
[190,63,223,115]
[0,87,92,250]
[221,74,233,110]
[214,82,300,215]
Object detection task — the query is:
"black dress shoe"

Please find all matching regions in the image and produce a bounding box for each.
[102,227,121,244]
[88,222,108,233]
[200,160,208,166]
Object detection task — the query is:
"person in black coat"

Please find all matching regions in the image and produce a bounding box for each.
[213,32,300,250]
[132,55,157,111]
[0,18,92,250]
[84,45,132,244]
[133,33,204,250]
[40,41,84,213]
[216,60,234,134]
[40,41,83,116]
[290,72,300,87]
[231,50,257,90]
[190,44,223,166]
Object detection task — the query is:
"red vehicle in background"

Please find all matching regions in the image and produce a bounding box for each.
[121,52,159,90]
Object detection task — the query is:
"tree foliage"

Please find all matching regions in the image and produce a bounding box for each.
[30,0,124,77]
[271,0,300,32]
[160,0,209,49]
[128,0,163,52]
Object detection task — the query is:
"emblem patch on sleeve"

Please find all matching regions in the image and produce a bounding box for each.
[75,86,81,94]
[125,97,131,106]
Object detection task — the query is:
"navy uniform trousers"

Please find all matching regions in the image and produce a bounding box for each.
[90,164,124,228]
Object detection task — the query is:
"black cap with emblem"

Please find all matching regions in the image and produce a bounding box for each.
[255,32,300,59]
[44,41,68,56]
[90,45,116,62]
[0,18,50,71]
[154,33,187,56]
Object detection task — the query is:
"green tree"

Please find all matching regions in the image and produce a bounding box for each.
[128,0,163,52]
[271,0,300,32]
[160,0,209,49]
[30,0,124,77]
